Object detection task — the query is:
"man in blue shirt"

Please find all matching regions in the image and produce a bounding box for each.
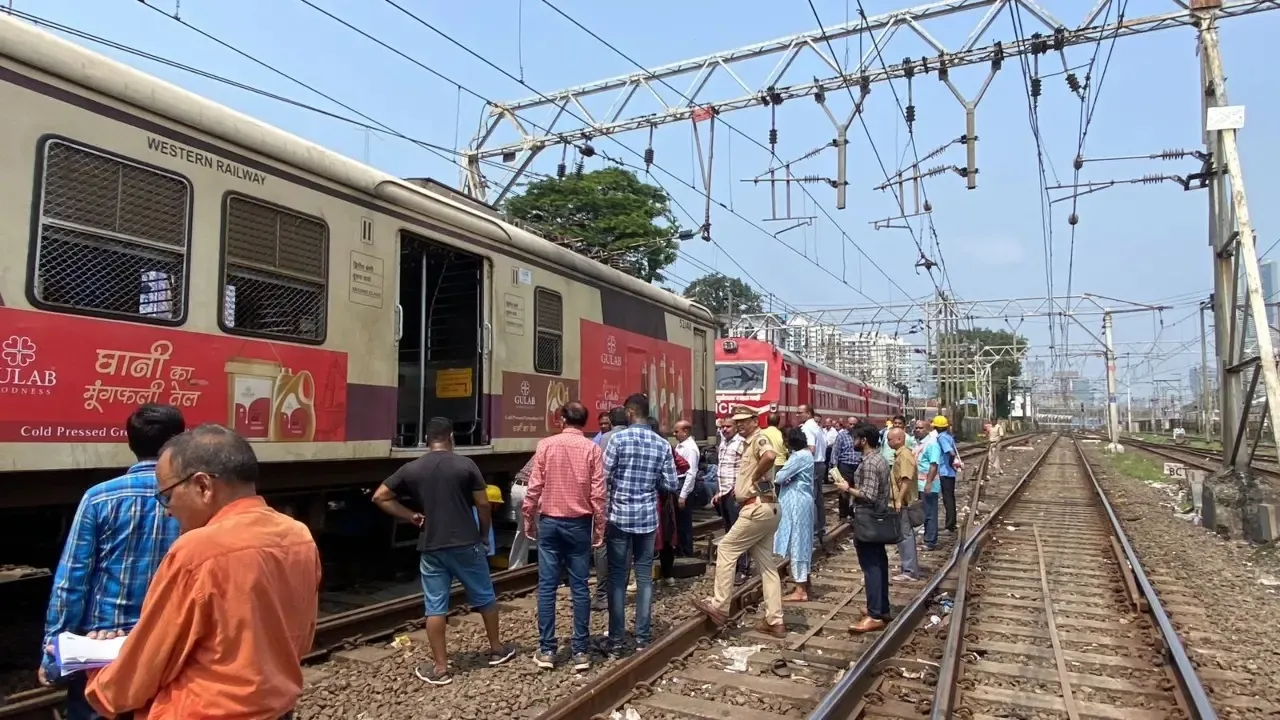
[933,416,959,534]
[39,404,186,720]
[601,393,678,654]
[914,418,942,551]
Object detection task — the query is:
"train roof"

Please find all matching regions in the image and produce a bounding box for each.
[0,15,714,324]
[719,337,900,397]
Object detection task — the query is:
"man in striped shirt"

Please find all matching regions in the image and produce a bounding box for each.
[602,393,679,653]
[523,402,606,671]
[714,420,751,583]
[39,404,186,720]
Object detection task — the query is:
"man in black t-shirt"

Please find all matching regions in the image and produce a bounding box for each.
[372,417,516,685]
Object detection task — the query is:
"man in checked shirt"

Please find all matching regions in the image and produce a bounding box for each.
[523,401,607,671]
[602,393,679,654]
[38,404,185,720]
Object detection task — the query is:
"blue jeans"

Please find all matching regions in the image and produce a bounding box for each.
[419,543,496,616]
[606,523,656,646]
[536,515,593,654]
[922,492,940,547]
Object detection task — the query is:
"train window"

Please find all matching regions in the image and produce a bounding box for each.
[31,139,191,323]
[716,362,767,394]
[220,195,328,343]
[533,287,563,374]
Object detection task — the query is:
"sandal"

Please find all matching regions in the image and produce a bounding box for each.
[770,658,792,678]
[414,664,453,685]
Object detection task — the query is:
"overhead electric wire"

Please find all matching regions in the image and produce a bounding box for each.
[14,6,548,180]
[535,0,926,308]
[1063,0,1128,374]
[291,0,918,322]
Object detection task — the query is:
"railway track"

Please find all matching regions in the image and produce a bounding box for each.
[809,435,1217,720]
[1120,435,1280,480]
[530,434,1040,720]
[0,435,1024,719]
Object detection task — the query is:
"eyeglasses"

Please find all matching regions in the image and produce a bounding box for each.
[154,471,214,508]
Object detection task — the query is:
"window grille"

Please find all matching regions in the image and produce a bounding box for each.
[533,287,563,374]
[32,140,190,321]
[221,195,328,342]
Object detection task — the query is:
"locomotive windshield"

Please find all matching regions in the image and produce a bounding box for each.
[715,362,767,394]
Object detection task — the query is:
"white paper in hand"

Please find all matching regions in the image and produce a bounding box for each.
[56,631,126,674]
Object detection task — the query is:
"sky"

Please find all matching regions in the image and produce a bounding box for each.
[11,0,1279,404]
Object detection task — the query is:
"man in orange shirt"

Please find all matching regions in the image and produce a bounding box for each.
[84,424,321,720]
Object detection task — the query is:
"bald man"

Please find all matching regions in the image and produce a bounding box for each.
[673,420,700,556]
[888,427,922,581]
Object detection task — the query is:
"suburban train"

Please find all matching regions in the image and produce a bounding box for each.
[0,16,717,563]
[714,337,903,425]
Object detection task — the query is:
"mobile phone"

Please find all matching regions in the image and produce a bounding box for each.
[755,479,776,496]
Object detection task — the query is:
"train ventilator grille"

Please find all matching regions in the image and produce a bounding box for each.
[33,140,191,321]
[534,287,563,374]
[221,196,328,342]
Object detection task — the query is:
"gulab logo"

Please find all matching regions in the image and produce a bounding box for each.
[600,335,623,367]
[514,379,536,406]
[0,335,57,388]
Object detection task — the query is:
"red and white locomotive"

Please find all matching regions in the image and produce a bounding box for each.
[714,337,902,425]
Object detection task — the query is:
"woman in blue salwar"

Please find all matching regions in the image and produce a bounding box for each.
[774,427,816,602]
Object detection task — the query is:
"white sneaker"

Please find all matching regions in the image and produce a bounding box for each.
[663,577,676,587]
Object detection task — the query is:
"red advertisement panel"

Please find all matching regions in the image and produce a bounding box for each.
[496,371,579,439]
[0,307,348,443]
[580,320,692,434]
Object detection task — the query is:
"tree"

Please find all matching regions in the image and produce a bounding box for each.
[936,327,1027,420]
[505,167,681,283]
[682,273,763,332]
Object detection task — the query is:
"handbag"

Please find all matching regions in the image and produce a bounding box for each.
[905,499,925,529]
[853,496,901,544]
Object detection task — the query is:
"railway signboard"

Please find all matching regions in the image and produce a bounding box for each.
[1163,462,1188,479]
[0,307,348,443]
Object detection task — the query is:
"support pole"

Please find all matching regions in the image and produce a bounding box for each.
[1104,311,1123,453]
[1201,12,1280,466]
[1200,298,1212,441]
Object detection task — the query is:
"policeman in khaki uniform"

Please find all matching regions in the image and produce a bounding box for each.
[693,405,786,637]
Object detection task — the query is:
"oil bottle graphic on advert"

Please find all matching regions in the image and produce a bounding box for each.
[224,357,315,442]
[271,369,316,442]
[225,357,282,440]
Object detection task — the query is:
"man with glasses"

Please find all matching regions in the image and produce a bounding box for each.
[39,404,185,720]
[83,424,320,720]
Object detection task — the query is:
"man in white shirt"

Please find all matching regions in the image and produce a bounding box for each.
[986,419,1005,474]
[673,421,700,557]
[823,419,838,469]
[799,404,828,539]
[714,420,750,583]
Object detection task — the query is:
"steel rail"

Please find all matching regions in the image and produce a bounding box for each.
[1070,436,1217,719]
[808,433,1056,720]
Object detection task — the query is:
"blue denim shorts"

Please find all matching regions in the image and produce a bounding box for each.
[420,543,496,617]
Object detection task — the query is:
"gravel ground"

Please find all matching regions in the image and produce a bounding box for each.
[296,498,844,720]
[1086,442,1280,718]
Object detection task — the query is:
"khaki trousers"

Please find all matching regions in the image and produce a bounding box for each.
[711,500,783,625]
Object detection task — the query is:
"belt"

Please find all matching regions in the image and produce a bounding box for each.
[741,495,778,508]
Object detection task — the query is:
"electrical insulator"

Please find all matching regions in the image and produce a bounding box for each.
[556,162,566,178]
[905,105,916,125]
[643,147,654,166]
[1068,212,1079,226]
[574,160,584,177]
[1030,77,1041,98]
[1073,155,1084,171]
[769,128,778,145]
[1066,73,1081,93]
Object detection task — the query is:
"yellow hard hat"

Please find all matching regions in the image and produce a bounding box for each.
[485,485,503,504]
[931,415,950,429]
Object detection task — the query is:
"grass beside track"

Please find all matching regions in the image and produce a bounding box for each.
[1103,448,1170,484]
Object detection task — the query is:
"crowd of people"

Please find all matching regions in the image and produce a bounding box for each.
[36,396,1006,714]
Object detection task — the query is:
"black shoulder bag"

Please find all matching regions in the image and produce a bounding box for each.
[853,491,901,545]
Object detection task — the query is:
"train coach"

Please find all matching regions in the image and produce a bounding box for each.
[714,337,902,426]
[0,16,717,559]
